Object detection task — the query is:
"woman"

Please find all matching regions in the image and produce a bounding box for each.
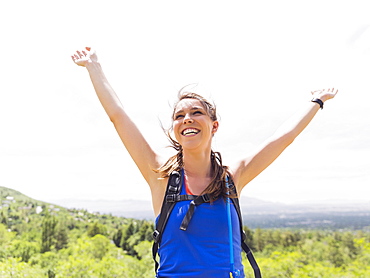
[72,47,338,277]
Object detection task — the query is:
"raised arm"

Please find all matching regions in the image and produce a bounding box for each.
[231,88,338,193]
[71,47,162,186]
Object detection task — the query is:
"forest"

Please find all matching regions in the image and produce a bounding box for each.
[1,186,370,278]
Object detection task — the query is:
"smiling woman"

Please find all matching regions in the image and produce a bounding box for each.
[71,47,338,278]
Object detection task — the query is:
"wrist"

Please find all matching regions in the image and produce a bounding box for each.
[311,98,324,109]
[311,92,331,103]
[85,60,102,71]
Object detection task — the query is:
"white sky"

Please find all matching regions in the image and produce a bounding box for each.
[0,0,369,205]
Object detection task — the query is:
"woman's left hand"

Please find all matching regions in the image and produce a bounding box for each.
[311,88,338,102]
[71,47,97,67]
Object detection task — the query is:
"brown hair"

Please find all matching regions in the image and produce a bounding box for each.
[155,86,236,200]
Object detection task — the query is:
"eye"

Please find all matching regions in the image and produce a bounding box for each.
[174,114,184,120]
[193,110,204,115]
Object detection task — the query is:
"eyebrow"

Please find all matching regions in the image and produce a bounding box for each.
[174,106,205,114]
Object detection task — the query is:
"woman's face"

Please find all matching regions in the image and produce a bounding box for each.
[172,98,218,151]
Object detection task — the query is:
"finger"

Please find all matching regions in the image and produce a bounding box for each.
[82,51,87,56]
[85,46,91,51]
[77,51,83,58]
[311,90,322,95]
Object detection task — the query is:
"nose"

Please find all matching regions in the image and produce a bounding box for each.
[183,114,193,124]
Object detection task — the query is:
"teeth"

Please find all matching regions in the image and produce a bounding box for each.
[182,128,199,135]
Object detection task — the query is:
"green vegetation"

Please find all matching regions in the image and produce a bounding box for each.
[242,227,370,277]
[1,186,370,277]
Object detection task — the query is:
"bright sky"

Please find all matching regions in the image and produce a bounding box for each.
[0,0,369,206]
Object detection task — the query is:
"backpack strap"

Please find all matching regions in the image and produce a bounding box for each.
[152,170,182,272]
[152,171,262,277]
[230,183,262,278]
[180,193,211,231]
[152,170,210,271]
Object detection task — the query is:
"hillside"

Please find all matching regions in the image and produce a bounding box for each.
[1,186,370,277]
[50,194,370,230]
[0,186,63,218]
[2,186,370,230]
[0,186,155,277]
[0,186,143,237]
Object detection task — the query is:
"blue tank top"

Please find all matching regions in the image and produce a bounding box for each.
[156,173,245,278]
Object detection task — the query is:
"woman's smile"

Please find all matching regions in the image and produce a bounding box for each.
[182,128,200,136]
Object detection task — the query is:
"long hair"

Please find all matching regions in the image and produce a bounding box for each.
[155,86,236,200]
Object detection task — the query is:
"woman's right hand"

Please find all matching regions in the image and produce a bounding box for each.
[71,47,97,67]
[311,88,338,102]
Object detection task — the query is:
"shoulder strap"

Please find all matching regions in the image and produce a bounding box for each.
[152,172,262,277]
[179,193,210,231]
[230,184,262,278]
[152,170,182,273]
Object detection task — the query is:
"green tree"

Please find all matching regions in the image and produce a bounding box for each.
[1,210,8,226]
[41,214,57,253]
[0,223,15,259]
[113,228,123,248]
[0,257,46,278]
[280,230,300,248]
[88,234,111,260]
[29,251,59,278]
[328,235,345,267]
[120,222,136,251]
[87,221,107,237]
[243,225,255,251]
[55,223,69,250]
[136,221,154,242]
[254,228,265,252]
[342,231,358,260]
[9,239,40,262]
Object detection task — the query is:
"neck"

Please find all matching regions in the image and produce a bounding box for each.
[182,149,213,178]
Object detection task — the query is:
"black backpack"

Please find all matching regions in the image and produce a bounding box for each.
[152,170,262,277]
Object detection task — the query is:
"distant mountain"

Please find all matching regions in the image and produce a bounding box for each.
[238,196,370,229]
[50,195,370,230]
[2,186,369,230]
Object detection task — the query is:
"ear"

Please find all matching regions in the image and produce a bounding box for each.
[212,121,219,134]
